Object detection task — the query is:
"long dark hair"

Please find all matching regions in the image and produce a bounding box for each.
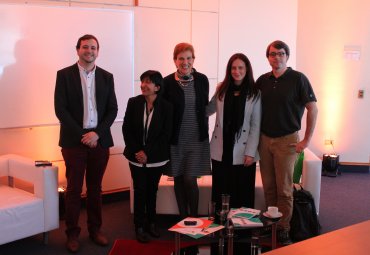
[216,53,258,101]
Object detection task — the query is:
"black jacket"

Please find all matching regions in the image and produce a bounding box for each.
[122,95,173,164]
[54,63,118,148]
[162,70,209,145]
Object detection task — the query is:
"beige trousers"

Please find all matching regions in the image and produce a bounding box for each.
[259,132,299,231]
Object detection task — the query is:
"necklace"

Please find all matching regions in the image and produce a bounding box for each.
[176,71,194,87]
[177,79,192,87]
[234,91,241,96]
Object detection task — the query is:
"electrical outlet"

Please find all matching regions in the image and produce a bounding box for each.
[358,90,364,98]
[324,139,334,145]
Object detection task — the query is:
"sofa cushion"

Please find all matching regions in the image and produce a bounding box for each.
[131,167,266,215]
[0,185,44,245]
[156,176,212,215]
[0,157,9,177]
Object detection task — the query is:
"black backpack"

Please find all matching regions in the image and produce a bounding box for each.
[290,184,321,242]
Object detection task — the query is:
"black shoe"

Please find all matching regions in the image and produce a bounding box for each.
[148,223,160,238]
[136,228,150,243]
[278,230,293,246]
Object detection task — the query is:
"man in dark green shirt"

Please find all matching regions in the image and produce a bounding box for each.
[256,40,318,245]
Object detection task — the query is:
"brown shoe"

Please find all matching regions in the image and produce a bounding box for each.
[66,237,80,253]
[89,232,109,246]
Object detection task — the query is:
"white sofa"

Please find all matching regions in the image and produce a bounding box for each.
[0,154,59,245]
[130,149,322,215]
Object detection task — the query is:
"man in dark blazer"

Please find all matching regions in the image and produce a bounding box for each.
[54,34,118,253]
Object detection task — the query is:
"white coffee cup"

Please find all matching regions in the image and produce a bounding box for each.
[267,206,279,217]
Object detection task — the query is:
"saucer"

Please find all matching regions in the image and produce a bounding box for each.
[263,211,282,219]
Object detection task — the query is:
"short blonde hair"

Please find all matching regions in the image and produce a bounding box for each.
[173,42,195,60]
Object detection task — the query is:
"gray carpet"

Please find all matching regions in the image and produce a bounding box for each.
[318,171,370,233]
[1,171,370,255]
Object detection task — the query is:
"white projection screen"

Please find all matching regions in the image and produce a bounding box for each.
[0,4,133,128]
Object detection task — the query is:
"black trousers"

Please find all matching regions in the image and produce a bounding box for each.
[129,163,163,228]
[211,159,256,212]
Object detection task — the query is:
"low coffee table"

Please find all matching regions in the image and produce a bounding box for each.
[174,241,271,255]
[171,214,280,255]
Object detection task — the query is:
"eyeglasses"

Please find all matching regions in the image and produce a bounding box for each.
[268,52,286,57]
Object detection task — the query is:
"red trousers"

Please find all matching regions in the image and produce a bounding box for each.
[62,144,109,237]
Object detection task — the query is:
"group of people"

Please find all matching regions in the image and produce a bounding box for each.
[54,34,317,253]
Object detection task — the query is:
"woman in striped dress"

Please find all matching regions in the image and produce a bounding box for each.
[163,43,211,218]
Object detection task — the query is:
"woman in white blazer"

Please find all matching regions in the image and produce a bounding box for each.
[208,53,261,212]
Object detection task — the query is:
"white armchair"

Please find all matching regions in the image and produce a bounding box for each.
[0,154,59,245]
[300,149,322,214]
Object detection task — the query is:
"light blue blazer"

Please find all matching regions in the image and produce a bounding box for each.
[207,91,261,165]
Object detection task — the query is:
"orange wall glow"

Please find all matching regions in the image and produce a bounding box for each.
[297,0,370,162]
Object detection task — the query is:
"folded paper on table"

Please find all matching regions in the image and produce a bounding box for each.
[169,217,224,239]
[228,208,263,227]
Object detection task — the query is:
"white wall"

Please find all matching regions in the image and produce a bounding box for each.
[297,0,370,163]
[0,0,221,192]
[2,0,368,193]
[0,5,133,128]
[218,0,297,81]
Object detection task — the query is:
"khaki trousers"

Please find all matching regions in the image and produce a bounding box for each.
[259,132,299,231]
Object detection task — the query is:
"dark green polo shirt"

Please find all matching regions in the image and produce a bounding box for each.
[256,67,316,138]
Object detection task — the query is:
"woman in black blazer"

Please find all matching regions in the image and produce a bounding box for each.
[122,70,173,243]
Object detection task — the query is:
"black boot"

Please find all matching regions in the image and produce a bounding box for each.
[148,223,160,238]
[135,227,150,243]
[278,229,293,246]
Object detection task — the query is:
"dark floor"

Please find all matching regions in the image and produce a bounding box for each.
[1,171,370,255]
[0,194,182,255]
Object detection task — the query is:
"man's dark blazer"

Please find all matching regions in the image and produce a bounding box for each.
[54,63,118,148]
[122,95,173,164]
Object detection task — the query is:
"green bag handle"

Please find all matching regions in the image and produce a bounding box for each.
[293,151,304,184]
